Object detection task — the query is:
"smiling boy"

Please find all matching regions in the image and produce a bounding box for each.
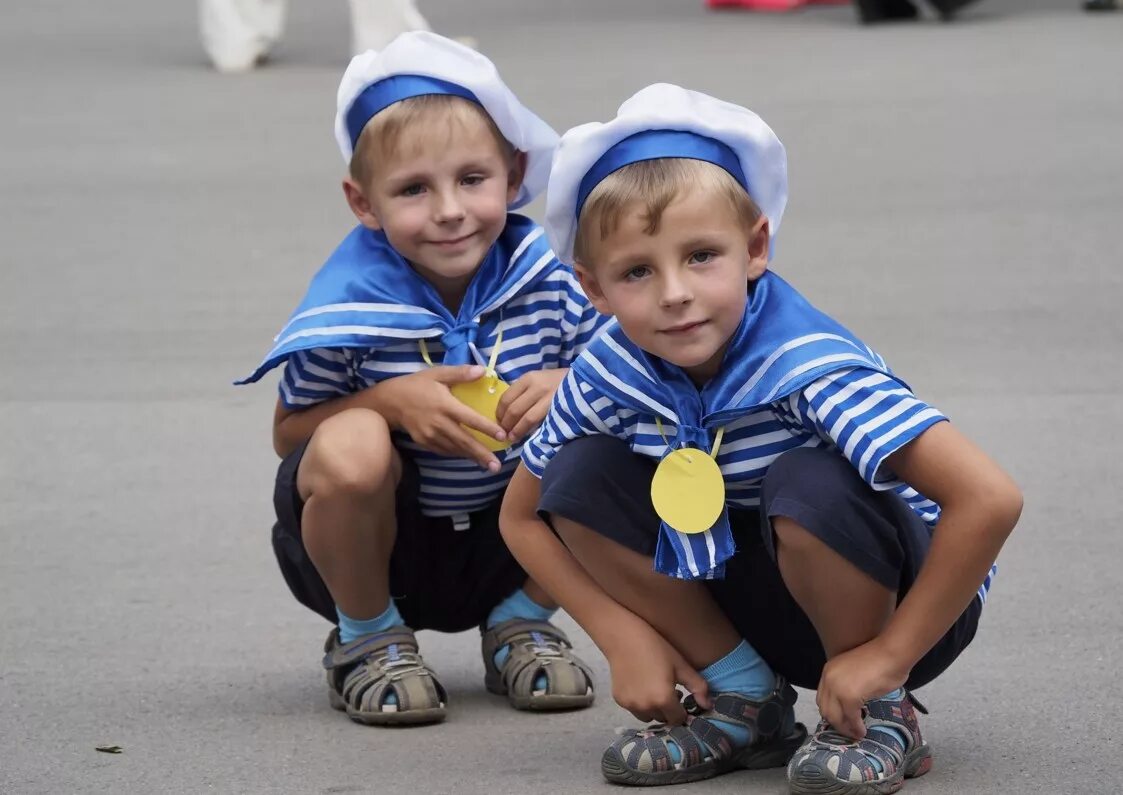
[499,84,1021,792]
[238,32,604,726]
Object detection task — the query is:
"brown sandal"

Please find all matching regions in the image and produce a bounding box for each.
[481,619,595,711]
[322,626,447,725]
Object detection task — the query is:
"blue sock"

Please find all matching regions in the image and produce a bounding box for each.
[336,602,403,643]
[666,640,778,764]
[864,688,908,774]
[486,588,555,690]
[336,602,404,708]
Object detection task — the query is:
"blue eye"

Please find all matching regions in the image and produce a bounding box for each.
[401,184,425,197]
[624,266,651,282]
[689,251,715,264]
[461,174,486,187]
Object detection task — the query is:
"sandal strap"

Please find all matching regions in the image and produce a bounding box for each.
[322,627,446,714]
[321,626,420,670]
[864,689,924,751]
[482,619,572,651]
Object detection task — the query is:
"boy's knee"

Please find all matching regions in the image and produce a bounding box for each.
[771,515,823,556]
[302,409,398,498]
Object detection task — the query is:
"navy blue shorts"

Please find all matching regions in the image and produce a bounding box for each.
[271,442,527,633]
[538,436,980,691]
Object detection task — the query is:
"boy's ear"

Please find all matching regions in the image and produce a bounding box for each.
[343,177,382,231]
[574,262,614,317]
[506,151,529,204]
[746,216,770,282]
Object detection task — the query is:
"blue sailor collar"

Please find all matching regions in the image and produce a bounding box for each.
[238,214,558,384]
[572,271,894,579]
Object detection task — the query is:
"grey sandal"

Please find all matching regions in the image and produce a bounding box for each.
[481,619,595,711]
[601,682,807,786]
[787,691,932,795]
[322,626,447,726]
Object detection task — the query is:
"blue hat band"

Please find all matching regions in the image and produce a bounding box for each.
[575,130,748,218]
[346,74,480,151]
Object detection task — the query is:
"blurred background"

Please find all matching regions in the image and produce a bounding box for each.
[1,1,1120,792]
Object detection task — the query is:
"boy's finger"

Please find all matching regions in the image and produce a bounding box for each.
[494,379,528,421]
[842,699,866,740]
[510,396,557,441]
[450,402,507,442]
[498,390,541,434]
[444,423,501,472]
[431,364,486,384]
[658,693,687,726]
[677,665,711,711]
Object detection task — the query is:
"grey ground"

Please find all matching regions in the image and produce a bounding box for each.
[1,0,1120,792]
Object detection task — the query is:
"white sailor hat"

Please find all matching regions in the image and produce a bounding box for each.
[334,31,559,209]
[544,83,788,264]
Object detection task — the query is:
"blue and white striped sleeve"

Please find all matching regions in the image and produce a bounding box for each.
[278,348,356,410]
[787,367,948,489]
[557,270,611,365]
[522,369,623,478]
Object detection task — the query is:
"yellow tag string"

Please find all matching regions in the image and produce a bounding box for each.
[417,328,504,376]
[486,328,503,377]
[654,417,725,462]
[418,338,436,367]
[710,427,724,459]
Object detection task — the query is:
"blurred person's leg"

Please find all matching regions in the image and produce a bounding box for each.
[199,0,286,73]
[928,0,981,20]
[350,0,432,54]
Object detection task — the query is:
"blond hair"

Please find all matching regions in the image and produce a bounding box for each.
[573,159,761,265]
[349,94,516,187]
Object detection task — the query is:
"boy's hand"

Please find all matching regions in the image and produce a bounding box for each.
[605,619,711,726]
[495,368,568,443]
[815,638,909,740]
[376,365,508,472]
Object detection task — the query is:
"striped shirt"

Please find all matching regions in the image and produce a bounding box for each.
[280,267,606,520]
[525,365,996,604]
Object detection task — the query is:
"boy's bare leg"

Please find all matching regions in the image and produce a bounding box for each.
[297,408,400,619]
[551,516,741,668]
[521,578,557,609]
[771,517,895,658]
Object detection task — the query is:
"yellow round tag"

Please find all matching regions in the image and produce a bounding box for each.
[650,448,726,534]
[450,376,511,452]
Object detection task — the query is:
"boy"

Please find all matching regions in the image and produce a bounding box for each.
[499,84,1021,792]
[238,32,604,726]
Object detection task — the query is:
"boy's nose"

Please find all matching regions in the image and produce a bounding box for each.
[659,273,693,307]
[433,190,466,223]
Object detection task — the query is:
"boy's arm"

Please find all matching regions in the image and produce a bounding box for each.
[500,464,711,724]
[499,465,638,648]
[272,364,508,465]
[817,420,1022,737]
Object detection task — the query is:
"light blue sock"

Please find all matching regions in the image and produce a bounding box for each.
[666,640,778,764]
[864,688,908,774]
[336,602,403,643]
[336,602,404,708]
[486,588,555,690]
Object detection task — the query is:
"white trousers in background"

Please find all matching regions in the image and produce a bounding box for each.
[199,0,432,72]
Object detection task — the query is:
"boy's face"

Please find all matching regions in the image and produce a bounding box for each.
[576,188,769,385]
[344,114,523,302]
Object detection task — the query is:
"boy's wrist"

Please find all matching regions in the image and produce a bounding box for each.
[361,381,400,430]
[875,621,926,673]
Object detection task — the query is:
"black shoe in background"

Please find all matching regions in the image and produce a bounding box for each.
[855,0,920,23]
